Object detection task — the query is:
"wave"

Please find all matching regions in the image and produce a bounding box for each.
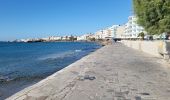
[75,49,82,52]
[38,50,82,60]
[0,75,44,83]
[0,76,13,82]
[0,50,84,83]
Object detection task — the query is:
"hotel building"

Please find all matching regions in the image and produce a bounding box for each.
[124,16,145,38]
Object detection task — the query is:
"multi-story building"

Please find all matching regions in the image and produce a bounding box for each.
[115,25,126,38]
[125,16,145,38]
[77,33,94,41]
[41,36,62,41]
[49,36,62,41]
[94,25,119,39]
[108,25,119,38]
[95,30,103,39]
[102,29,110,39]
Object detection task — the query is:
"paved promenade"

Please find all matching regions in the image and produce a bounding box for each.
[7,43,170,100]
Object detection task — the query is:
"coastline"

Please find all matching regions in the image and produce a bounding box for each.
[7,43,170,100]
[0,42,101,100]
[7,44,104,100]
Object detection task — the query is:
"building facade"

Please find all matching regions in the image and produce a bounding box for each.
[95,30,103,39]
[77,33,94,41]
[94,25,119,39]
[108,25,119,38]
[115,25,126,38]
[124,16,145,38]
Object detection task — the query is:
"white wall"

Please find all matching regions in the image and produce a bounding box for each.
[121,40,166,57]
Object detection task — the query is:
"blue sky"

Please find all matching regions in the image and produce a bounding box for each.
[0,0,132,41]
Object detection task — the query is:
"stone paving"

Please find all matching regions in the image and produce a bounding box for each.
[7,43,170,100]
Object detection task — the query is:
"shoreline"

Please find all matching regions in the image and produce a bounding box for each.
[7,44,104,100]
[0,42,101,100]
[6,43,170,100]
[10,39,112,46]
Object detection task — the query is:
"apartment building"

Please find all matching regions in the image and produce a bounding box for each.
[124,16,145,38]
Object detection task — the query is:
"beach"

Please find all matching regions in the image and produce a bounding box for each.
[7,43,170,100]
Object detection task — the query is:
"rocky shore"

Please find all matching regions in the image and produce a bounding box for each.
[7,43,170,100]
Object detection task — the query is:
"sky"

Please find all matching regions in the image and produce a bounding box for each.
[0,0,132,41]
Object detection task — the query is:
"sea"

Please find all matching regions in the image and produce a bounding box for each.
[0,42,101,100]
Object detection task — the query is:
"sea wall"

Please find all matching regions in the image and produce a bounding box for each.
[6,44,170,100]
[121,40,170,60]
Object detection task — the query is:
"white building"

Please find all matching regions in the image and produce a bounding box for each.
[42,36,62,41]
[19,39,30,42]
[95,30,104,39]
[115,25,126,38]
[108,25,119,38]
[94,29,108,39]
[49,36,62,41]
[94,25,119,39]
[101,29,110,39]
[62,36,71,41]
[125,16,145,38]
[77,34,93,41]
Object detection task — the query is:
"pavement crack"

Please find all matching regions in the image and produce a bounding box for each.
[55,79,77,100]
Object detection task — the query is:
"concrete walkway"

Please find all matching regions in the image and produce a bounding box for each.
[7,43,170,100]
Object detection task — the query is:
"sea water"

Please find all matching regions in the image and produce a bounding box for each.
[0,42,101,100]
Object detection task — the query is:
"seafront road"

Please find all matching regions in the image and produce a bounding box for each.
[7,43,170,100]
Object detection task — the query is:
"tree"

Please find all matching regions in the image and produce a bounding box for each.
[138,32,145,40]
[133,0,170,35]
[69,35,75,41]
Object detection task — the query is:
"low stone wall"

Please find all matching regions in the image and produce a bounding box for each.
[121,40,169,59]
